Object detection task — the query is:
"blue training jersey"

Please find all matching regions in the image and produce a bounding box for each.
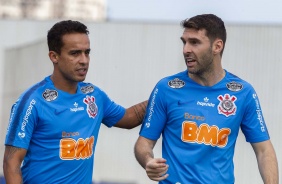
[5,76,125,184]
[140,70,269,184]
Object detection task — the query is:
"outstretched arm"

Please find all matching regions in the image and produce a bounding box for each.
[3,145,27,184]
[114,100,148,129]
[251,140,279,184]
[134,136,169,181]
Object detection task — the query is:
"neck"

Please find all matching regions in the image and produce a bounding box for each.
[50,74,78,94]
[188,69,225,87]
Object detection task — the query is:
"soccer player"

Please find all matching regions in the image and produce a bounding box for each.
[134,14,279,184]
[3,20,147,183]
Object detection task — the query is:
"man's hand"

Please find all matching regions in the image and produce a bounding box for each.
[145,158,169,181]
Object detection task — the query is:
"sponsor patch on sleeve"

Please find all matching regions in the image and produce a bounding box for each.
[81,85,94,94]
[226,81,243,92]
[42,89,58,101]
[168,78,185,88]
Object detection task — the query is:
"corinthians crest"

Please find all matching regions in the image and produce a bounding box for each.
[83,95,98,118]
[217,94,237,117]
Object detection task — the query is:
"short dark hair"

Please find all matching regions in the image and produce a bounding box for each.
[47,20,89,54]
[181,14,226,55]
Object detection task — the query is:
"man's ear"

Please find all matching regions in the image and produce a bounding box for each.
[49,51,59,63]
[212,39,223,55]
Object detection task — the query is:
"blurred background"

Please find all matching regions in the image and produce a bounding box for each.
[0,0,281,183]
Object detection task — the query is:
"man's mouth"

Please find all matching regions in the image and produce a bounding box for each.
[186,57,196,63]
[77,68,87,75]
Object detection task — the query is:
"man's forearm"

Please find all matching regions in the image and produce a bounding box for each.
[134,145,154,169]
[3,146,24,183]
[253,141,279,184]
[3,164,23,184]
[257,148,279,184]
[134,136,155,168]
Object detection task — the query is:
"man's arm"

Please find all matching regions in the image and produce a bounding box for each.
[114,100,148,129]
[134,136,169,181]
[251,140,279,184]
[3,145,27,184]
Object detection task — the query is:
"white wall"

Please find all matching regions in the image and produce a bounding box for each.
[223,25,282,183]
[0,20,281,184]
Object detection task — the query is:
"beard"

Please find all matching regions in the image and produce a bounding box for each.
[187,46,214,75]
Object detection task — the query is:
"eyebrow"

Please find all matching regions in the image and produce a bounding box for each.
[188,37,200,42]
[69,48,91,53]
[180,37,201,42]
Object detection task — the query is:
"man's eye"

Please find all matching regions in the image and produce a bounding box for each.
[71,52,79,56]
[190,41,197,45]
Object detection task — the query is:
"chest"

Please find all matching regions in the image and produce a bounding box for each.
[35,94,103,139]
[165,87,246,129]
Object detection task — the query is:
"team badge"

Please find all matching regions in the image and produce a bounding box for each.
[83,96,98,118]
[217,94,237,117]
[226,81,243,92]
[42,89,58,101]
[168,78,185,88]
[81,85,94,94]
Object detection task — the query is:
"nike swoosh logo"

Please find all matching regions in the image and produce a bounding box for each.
[54,108,68,115]
[178,100,194,105]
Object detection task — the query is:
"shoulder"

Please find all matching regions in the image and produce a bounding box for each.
[11,77,51,112]
[19,77,50,101]
[156,70,187,89]
[225,71,255,92]
[78,81,107,96]
[78,82,96,94]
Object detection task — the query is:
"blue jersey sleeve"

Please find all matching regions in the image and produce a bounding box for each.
[241,88,270,143]
[139,81,167,140]
[5,95,38,150]
[99,89,125,127]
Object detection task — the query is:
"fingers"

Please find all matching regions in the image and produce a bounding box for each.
[146,158,169,181]
[149,173,169,182]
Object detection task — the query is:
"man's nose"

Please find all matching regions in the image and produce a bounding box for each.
[183,43,192,53]
[80,53,89,64]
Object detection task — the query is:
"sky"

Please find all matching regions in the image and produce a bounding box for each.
[107,0,282,25]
